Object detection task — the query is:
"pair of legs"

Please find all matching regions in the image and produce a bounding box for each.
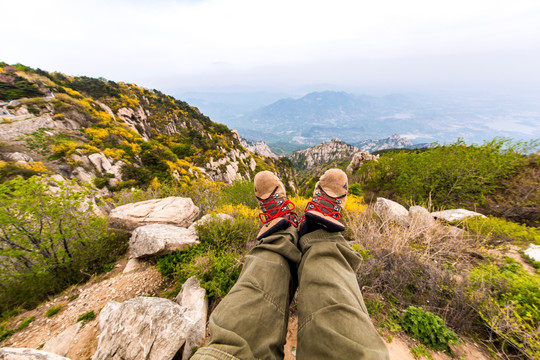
[192,170,389,360]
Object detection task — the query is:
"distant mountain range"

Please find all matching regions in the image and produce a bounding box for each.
[187,91,540,150]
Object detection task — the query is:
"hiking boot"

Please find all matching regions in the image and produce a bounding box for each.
[254,171,298,240]
[299,168,348,236]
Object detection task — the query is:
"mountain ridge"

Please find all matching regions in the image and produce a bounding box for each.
[0,63,295,192]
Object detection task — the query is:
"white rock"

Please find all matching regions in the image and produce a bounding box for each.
[175,277,208,360]
[108,197,200,232]
[524,244,540,262]
[0,348,70,359]
[123,258,145,273]
[93,297,197,360]
[431,209,485,222]
[88,153,112,173]
[42,322,83,357]
[71,167,94,183]
[409,206,435,228]
[107,161,124,181]
[70,154,90,167]
[129,224,199,258]
[373,198,410,226]
[2,152,33,163]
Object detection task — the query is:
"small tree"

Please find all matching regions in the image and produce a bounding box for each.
[0,176,119,315]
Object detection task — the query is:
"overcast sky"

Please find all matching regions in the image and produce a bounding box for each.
[2,0,540,96]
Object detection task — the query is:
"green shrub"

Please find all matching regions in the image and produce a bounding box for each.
[157,216,258,305]
[0,327,14,341]
[17,316,35,330]
[0,72,43,100]
[0,316,35,342]
[77,310,96,323]
[219,179,258,208]
[469,259,540,358]
[45,305,62,318]
[400,306,458,352]
[0,176,128,318]
[357,138,533,208]
[462,215,540,245]
[349,182,363,196]
[410,344,433,360]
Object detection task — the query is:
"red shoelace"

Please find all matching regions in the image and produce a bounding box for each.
[257,190,298,227]
[303,188,345,220]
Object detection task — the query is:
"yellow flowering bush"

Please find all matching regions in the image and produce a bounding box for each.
[214,203,259,221]
[84,128,109,144]
[103,148,125,160]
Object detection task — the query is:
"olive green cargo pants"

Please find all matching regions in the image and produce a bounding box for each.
[191,227,389,360]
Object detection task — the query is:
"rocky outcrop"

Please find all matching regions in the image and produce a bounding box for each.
[88,153,112,173]
[346,151,379,173]
[0,348,70,360]
[0,115,55,141]
[0,152,33,163]
[108,197,200,232]
[71,166,94,183]
[117,106,151,141]
[129,224,199,259]
[290,138,359,170]
[240,135,278,158]
[204,148,254,183]
[93,297,198,360]
[431,209,485,222]
[356,134,413,153]
[175,277,208,360]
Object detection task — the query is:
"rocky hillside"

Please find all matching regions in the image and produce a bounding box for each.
[239,134,278,158]
[355,134,413,152]
[289,137,358,170]
[0,63,294,191]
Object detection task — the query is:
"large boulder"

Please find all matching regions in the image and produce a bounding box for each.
[408,206,436,228]
[175,277,208,360]
[109,197,199,232]
[373,198,409,226]
[431,209,485,223]
[93,297,198,360]
[0,348,70,359]
[129,224,199,259]
[42,323,82,357]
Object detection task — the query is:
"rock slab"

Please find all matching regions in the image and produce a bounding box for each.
[431,209,485,222]
[93,297,197,360]
[42,323,82,357]
[408,206,435,228]
[176,277,208,360]
[0,347,70,360]
[129,224,199,259]
[109,197,200,232]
